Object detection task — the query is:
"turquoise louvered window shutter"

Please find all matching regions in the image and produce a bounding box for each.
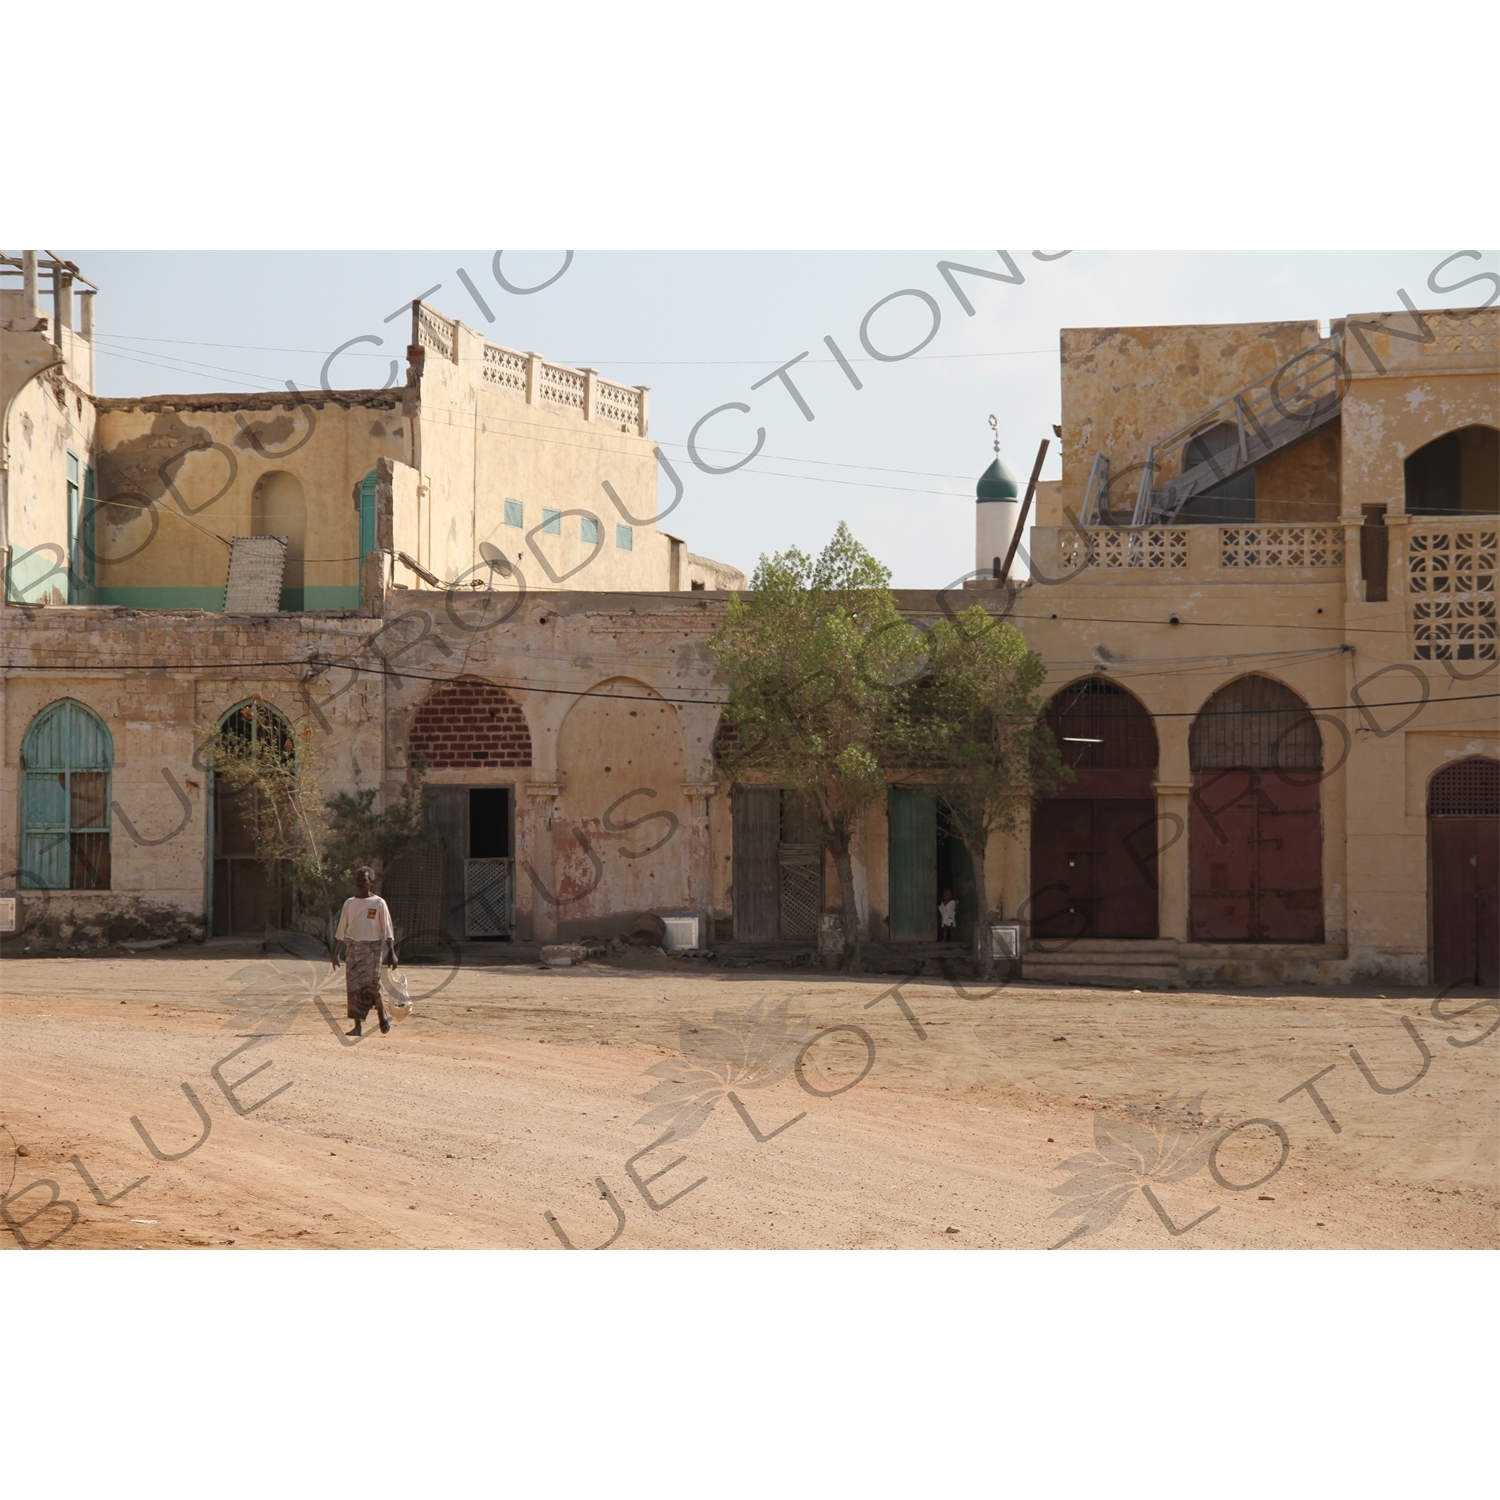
[357,470,378,605]
[20,699,114,890]
[66,452,80,603]
[81,464,97,592]
[359,471,378,559]
[23,771,70,889]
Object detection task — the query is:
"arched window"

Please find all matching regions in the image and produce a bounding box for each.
[1427,756,1498,986]
[212,700,295,935]
[251,471,307,606]
[1030,678,1160,940]
[1188,675,1322,943]
[21,699,113,889]
[1405,426,1500,517]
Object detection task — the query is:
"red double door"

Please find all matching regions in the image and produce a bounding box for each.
[1431,818,1500,986]
[1189,769,1323,942]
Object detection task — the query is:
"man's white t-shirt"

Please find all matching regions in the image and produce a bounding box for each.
[336,895,395,944]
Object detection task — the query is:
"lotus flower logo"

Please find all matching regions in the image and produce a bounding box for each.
[1048,1093,1224,1248]
[635,998,812,1141]
[220,957,343,1038]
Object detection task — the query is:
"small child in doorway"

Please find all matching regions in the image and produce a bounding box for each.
[939,889,957,942]
[331,865,399,1037]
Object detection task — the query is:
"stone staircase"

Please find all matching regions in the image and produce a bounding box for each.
[1023,938,1182,990]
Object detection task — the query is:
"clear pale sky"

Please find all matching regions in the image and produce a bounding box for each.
[67,249,1494,587]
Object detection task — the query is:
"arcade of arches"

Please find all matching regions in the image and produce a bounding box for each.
[1030,674,1330,946]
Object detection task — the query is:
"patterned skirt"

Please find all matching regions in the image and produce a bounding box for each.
[344,940,386,1021]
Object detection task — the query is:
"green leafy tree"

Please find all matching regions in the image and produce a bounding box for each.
[710,522,920,969]
[911,607,1068,975]
[206,707,433,937]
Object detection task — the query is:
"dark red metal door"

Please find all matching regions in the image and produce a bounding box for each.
[1030,798,1158,939]
[1030,799,1094,939]
[1190,769,1322,942]
[1432,818,1500,985]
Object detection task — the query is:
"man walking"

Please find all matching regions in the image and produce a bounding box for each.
[331,866,399,1037]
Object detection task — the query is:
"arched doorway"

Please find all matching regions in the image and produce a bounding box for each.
[20,699,113,889]
[1030,677,1160,939]
[406,678,532,942]
[211,700,295,935]
[1428,757,1499,985]
[1188,675,1322,942]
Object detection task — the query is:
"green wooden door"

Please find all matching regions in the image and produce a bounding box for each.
[889,786,938,941]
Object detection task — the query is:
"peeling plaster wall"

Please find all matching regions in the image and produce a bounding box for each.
[1057,320,1319,517]
[1008,308,1499,985]
[2,297,98,605]
[90,392,407,609]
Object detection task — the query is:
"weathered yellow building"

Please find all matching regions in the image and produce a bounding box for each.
[2,251,1494,989]
[998,305,1498,987]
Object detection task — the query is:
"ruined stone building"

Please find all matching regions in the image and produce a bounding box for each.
[2,249,1495,988]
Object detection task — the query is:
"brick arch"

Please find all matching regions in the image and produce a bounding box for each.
[409,679,532,769]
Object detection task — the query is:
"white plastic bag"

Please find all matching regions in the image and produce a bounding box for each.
[383,969,413,1021]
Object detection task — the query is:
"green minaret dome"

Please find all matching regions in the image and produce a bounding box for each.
[977,456,1019,503]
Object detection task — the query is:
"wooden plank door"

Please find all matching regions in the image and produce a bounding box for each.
[1433,818,1500,985]
[426,786,469,943]
[889,786,938,941]
[732,786,780,940]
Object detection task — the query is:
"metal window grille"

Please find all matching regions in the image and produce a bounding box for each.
[1189,675,1321,771]
[1428,757,1500,817]
[1047,677,1159,769]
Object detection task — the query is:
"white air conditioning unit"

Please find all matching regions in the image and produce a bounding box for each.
[988,923,1023,962]
[661,916,700,952]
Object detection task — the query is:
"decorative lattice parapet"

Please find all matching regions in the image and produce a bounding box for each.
[1058,526,1190,571]
[415,304,455,360]
[1219,525,1345,569]
[414,300,648,433]
[595,379,642,431]
[539,361,586,410]
[482,342,527,395]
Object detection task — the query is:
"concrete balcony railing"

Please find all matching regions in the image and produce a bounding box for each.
[1034,522,1347,582]
[412,300,649,436]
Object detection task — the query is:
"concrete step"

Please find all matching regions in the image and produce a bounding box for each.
[1025,939,1180,955]
[1024,968,1183,990]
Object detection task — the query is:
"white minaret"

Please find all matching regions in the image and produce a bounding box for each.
[976,414,1021,579]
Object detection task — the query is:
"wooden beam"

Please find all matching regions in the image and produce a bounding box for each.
[999,438,1050,583]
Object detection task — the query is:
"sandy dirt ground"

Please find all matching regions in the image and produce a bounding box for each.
[2,949,1495,1250]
